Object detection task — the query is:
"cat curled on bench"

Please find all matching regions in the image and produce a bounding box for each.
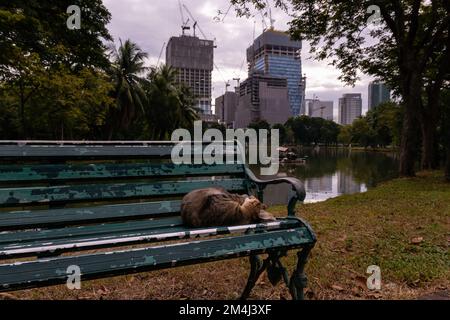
[181,187,276,227]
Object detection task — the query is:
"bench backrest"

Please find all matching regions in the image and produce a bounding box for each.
[0,141,249,229]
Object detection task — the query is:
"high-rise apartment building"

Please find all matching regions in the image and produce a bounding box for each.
[166,35,214,114]
[338,94,362,125]
[246,29,305,116]
[368,81,391,110]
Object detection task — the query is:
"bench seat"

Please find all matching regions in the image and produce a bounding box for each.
[0,141,316,299]
[0,215,307,259]
[0,227,312,293]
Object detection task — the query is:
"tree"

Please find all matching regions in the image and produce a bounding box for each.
[0,1,112,139]
[366,102,403,147]
[145,65,199,140]
[177,84,200,129]
[0,1,112,73]
[107,39,148,139]
[230,0,450,176]
[338,125,352,146]
[420,42,450,169]
[351,118,377,148]
[0,64,113,140]
[285,116,340,145]
[272,123,287,145]
[439,89,450,182]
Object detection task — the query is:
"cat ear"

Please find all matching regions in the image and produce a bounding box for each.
[258,210,276,222]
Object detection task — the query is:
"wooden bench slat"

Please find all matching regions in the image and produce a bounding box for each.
[0,201,182,230]
[0,216,183,244]
[0,228,312,292]
[0,179,247,206]
[0,145,175,158]
[0,163,245,183]
[0,219,302,258]
[0,144,239,159]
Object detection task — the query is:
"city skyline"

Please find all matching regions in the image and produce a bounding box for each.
[103,0,375,116]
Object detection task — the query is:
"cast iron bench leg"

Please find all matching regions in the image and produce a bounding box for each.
[289,245,313,300]
[240,255,269,300]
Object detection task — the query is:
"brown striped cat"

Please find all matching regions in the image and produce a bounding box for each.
[180,187,276,228]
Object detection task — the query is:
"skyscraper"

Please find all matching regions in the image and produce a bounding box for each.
[368,81,391,110]
[338,94,362,125]
[166,35,214,115]
[246,29,305,116]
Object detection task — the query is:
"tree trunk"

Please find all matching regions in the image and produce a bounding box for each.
[420,115,438,170]
[399,70,422,177]
[399,107,419,176]
[446,147,450,182]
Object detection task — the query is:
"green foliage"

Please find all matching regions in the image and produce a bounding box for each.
[272,123,287,145]
[366,102,403,147]
[285,116,340,146]
[338,125,352,146]
[248,120,271,131]
[0,1,112,75]
[350,118,377,148]
[107,39,149,139]
[144,65,199,140]
[0,57,114,140]
[0,3,199,141]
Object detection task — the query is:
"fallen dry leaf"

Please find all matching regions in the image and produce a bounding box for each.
[331,285,345,292]
[0,293,18,300]
[410,237,424,245]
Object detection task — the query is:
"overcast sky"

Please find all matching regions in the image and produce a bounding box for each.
[103,0,374,118]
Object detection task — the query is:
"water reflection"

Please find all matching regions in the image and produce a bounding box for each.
[253,148,399,205]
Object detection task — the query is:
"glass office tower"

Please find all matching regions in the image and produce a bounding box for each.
[368,81,391,111]
[247,29,305,116]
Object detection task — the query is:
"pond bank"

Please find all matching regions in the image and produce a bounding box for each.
[3,171,449,300]
[278,170,449,299]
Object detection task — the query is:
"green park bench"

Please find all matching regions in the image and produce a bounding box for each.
[0,141,316,300]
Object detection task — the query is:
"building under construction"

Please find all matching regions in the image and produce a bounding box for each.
[247,29,305,116]
[235,71,291,128]
[166,35,214,115]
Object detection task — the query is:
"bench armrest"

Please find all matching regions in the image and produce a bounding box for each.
[245,167,306,217]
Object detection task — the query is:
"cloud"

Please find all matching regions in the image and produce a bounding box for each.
[102,0,373,114]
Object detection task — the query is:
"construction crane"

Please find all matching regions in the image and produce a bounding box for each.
[258,1,275,31]
[233,78,241,88]
[265,0,275,29]
[310,95,326,118]
[182,4,210,41]
[258,9,268,31]
[225,81,231,92]
[156,42,166,68]
[178,0,190,35]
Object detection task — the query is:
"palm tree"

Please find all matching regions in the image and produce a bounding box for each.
[107,39,148,139]
[145,65,178,140]
[145,65,199,140]
[177,84,200,129]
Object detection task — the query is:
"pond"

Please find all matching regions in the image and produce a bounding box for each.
[252,147,399,205]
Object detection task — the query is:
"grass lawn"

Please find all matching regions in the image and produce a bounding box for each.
[2,171,449,300]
